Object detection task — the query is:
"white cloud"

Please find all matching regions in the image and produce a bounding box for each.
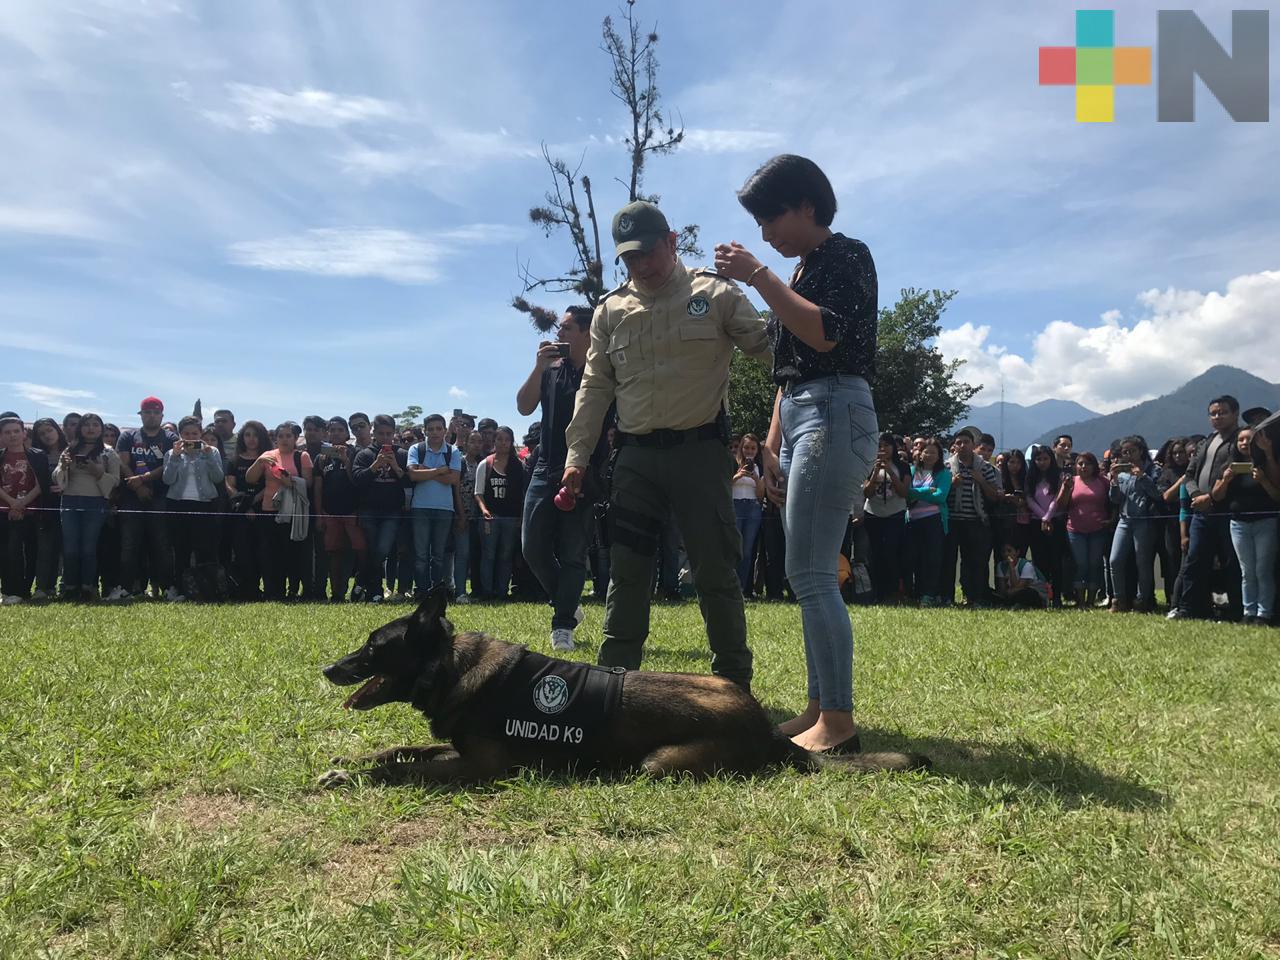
[336,130,539,179]
[448,386,468,400]
[681,128,786,154]
[227,224,523,285]
[938,270,1280,413]
[203,83,402,133]
[0,205,106,239]
[6,381,97,408]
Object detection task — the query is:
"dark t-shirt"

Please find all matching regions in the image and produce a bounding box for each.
[316,450,359,516]
[2,450,37,517]
[477,455,525,519]
[116,427,179,502]
[352,445,409,516]
[535,360,612,477]
[1225,452,1279,519]
[459,649,626,756]
[227,453,265,511]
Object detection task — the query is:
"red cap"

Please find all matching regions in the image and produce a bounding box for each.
[139,396,164,412]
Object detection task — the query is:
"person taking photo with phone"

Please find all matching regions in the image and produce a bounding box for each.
[52,412,120,600]
[517,306,608,650]
[1212,425,1280,625]
[161,415,225,600]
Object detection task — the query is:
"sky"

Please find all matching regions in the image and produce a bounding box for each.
[3,0,1279,435]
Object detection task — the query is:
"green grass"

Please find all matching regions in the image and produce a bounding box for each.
[2,600,1278,959]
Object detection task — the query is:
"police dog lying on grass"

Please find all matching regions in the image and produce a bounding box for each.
[318,586,927,787]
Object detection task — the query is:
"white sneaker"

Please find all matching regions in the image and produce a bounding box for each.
[164,587,185,603]
[574,604,585,627]
[106,586,131,602]
[550,628,575,652]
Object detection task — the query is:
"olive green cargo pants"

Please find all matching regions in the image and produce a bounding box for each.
[598,437,752,687]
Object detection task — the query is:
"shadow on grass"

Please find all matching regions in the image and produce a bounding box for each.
[758,709,1165,810]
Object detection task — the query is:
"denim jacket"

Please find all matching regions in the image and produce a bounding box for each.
[1109,468,1159,520]
[162,447,225,502]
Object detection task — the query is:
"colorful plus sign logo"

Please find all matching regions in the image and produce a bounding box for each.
[1039,10,1152,122]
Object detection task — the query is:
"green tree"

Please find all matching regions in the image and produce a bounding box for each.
[394,405,423,433]
[727,348,776,439]
[872,288,978,436]
[513,0,699,329]
[721,291,980,441]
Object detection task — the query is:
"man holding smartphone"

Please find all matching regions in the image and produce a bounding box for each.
[517,306,608,651]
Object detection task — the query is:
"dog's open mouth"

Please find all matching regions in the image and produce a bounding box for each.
[343,675,386,710]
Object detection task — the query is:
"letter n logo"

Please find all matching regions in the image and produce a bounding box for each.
[1157,10,1270,121]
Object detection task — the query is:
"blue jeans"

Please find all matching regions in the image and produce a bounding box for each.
[1067,528,1108,591]
[1178,512,1242,618]
[453,518,477,596]
[733,497,763,594]
[523,469,594,630]
[1230,518,1277,619]
[1109,515,1158,606]
[780,374,878,712]
[480,517,520,598]
[411,508,453,594]
[60,496,109,593]
[359,513,401,594]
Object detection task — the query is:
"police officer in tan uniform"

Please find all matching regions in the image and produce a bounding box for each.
[562,201,771,688]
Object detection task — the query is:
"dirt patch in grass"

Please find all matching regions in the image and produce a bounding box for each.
[317,819,446,911]
[156,792,260,833]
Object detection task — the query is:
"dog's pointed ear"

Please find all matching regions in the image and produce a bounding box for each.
[408,583,451,640]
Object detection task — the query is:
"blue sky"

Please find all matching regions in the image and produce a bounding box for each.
[3,0,1278,433]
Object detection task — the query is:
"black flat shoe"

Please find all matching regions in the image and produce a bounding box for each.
[812,733,861,755]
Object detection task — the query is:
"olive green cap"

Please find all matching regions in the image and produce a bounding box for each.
[611,201,670,261]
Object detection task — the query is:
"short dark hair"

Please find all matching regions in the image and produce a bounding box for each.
[978,433,996,448]
[177,415,201,433]
[424,413,447,427]
[372,414,395,431]
[349,412,370,428]
[737,154,837,227]
[563,305,593,331]
[303,415,326,430]
[1055,434,1073,446]
[327,415,349,431]
[213,409,234,420]
[1208,395,1240,414]
[477,417,498,431]
[276,420,301,437]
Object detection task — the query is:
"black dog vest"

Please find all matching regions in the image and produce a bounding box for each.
[462,649,626,754]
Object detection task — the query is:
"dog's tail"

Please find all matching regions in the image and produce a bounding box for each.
[775,734,930,774]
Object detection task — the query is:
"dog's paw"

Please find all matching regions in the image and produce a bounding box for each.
[317,768,356,789]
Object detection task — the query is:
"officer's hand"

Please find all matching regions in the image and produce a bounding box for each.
[536,340,560,372]
[562,465,584,498]
[713,241,762,283]
[1191,493,1212,513]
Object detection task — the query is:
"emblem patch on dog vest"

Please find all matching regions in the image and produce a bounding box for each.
[533,675,570,715]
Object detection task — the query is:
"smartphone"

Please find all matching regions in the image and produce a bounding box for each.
[554,342,571,359]
[453,408,464,417]
[380,444,393,456]
[74,454,88,464]
[1231,462,1254,476]
[184,440,200,452]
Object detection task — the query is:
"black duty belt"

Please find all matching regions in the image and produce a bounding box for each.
[616,422,721,449]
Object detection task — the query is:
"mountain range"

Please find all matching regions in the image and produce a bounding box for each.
[962,399,1101,451]
[956,366,1279,455]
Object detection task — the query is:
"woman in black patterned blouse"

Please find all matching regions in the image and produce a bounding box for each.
[715,155,879,754]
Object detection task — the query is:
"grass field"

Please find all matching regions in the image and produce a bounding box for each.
[2,599,1278,959]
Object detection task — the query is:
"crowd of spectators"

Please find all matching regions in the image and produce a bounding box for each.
[2,393,1277,626]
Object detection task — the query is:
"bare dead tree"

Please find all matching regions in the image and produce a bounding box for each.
[512,0,700,325]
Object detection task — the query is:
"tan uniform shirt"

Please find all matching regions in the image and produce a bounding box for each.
[565,261,771,470]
